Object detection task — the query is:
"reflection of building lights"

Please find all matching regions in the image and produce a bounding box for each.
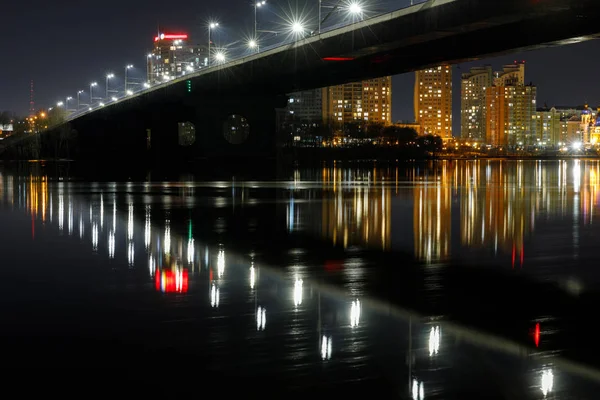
[541,369,554,397]
[294,278,303,306]
[429,326,440,356]
[112,200,116,229]
[187,239,194,264]
[92,223,98,251]
[155,268,189,293]
[128,242,134,266]
[108,230,115,259]
[321,335,332,360]
[210,283,220,308]
[412,379,424,400]
[127,204,133,240]
[350,299,361,327]
[256,306,266,331]
[250,265,256,289]
[164,222,171,254]
[79,214,84,239]
[100,195,104,230]
[217,249,225,278]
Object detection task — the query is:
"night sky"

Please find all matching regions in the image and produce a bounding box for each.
[2,0,600,134]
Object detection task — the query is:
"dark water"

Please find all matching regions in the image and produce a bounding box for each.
[1,160,599,396]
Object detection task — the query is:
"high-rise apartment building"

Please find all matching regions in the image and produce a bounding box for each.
[414,65,452,139]
[461,66,492,141]
[485,62,537,146]
[147,33,207,84]
[287,90,323,123]
[322,77,392,128]
[535,107,561,146]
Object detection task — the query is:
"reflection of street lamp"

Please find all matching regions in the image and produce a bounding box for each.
[125,65,133,93]
[208,22,219,66]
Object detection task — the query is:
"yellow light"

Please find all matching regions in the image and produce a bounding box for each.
[40,112,46,118]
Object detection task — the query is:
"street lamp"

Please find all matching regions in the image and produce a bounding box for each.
[90,82,98,106]
[208,22,219,66]
[57,101,64,107]
[248,39,257,50]
[291,21,305,36]
[106,73,115,98]
[125,65,133,93]
[65,96,73,111]
[254,1,266,51]
[77,90,85,109]
[215,51,226,63]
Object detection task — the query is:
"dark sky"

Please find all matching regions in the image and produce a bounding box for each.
[2,0,600,131]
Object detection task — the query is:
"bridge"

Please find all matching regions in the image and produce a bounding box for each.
[4,0,600,163]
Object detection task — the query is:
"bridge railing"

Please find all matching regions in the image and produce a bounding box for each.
[63,0,431,123]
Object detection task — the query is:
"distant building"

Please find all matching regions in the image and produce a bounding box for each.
[394,121,422,135]
[147,32,207,84]
[322,77,392,129]
[461,65,492,141]
[534,107,561,146]
[414,66,452,140]
[287,90,323,123]
[485,62,537,146]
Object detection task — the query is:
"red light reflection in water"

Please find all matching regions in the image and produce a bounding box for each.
[325,260,344,272]
[534,323,540,347]
[155,269,189,293]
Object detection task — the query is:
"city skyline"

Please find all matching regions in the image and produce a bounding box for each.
[2,1,600,123]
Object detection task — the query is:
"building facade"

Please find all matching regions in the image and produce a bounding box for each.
[147,33,207,84]
[534,107,561,146]
[322,77,392,129]
[461,65,492,141]
[414,65,452,139]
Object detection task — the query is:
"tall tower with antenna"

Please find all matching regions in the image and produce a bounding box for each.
[29,80,35,116]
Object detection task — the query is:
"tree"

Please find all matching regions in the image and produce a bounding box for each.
[0,111,13,125]
[380,126,418,144]
[416,134,443,154]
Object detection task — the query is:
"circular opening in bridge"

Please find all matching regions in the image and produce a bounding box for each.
[223,114,250,145]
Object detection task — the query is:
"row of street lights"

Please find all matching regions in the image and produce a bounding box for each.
[56,0,368,115]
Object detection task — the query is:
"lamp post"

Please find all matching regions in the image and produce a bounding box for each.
[106,73,114,98]
[254,1,266,51]
[90,82,98,106]
[77,90,84,109]
[125,65,133,93]
[208,22,219,66]
[65,96,73,111]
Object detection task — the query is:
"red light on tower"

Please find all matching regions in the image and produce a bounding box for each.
[154,33,189,42]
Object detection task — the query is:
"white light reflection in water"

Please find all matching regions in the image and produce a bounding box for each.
[164,221,171,254]
[68,200,73,235]
[149,255,155,277]
[350,299,361,327]
[79,214,84,239]
[256,306,266,331]
[294,278,303,307]
[144,206,151,249]
[92,223,98,251]
[127,204,133,240]
[187,238,194,264]
[429,326,440,356]
[217,249,225,278]
[108,230,115,259]
[128,242,134,266]
[321,335,332,360]
[112,201,116,230]
[541,369,554,397]
[250,264,256,289]
[412,379,425,400]
[210,283,220,308]
[58,195,64,231]
[100,195,104,230]
[573,160,581,194]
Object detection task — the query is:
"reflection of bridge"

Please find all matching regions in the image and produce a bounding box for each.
[4,0,600,162]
